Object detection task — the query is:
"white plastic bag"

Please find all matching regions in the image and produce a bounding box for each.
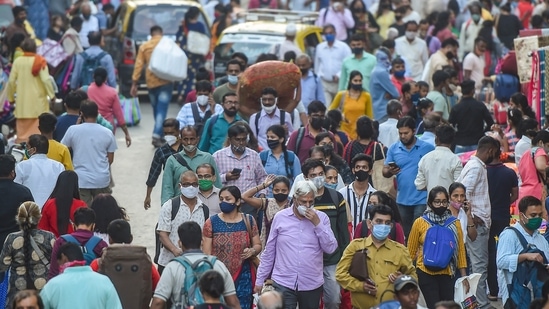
[455,273,481,309]
[148,37,188,82]
[186,31,210,56]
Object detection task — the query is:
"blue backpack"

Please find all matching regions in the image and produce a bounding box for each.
[504,227,549,309]
[422,215,457,271]
[172,255,218,308]
[60,234,102,265]
[494,74,519,103]
[79,51,108,88]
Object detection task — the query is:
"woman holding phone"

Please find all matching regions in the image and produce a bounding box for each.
[448,182,477,243]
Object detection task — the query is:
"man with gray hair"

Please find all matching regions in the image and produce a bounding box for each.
[378,100,402,147]
[296,54,326,108]
[418,113,440,146]
[257,291,284,309]
[254,180,337,309]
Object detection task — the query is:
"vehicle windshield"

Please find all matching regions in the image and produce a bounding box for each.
[130,5,209,40]
[0,5,13,28]
[215,41,278,64]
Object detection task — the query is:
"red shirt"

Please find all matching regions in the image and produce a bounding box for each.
[518,1,533,29]
[38,198,88,238]
[90,258,161,291]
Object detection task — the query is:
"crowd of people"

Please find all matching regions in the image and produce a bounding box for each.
[3,0,549,308]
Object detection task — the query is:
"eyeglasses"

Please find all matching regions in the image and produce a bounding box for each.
[180,182,199,188]
[224,101,239,106]
[432,200,449,206]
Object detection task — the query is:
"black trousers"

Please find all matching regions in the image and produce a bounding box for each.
[417,269,455,309]
[487,219,509,296]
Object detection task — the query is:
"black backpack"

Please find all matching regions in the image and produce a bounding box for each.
[190,103,212,137]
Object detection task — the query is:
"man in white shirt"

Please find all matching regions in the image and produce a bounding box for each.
[415,125,463,193]
[15,134,65,208]
[339,154,376,231]
[514,118,539,166]
[61,101,117,206]
[463,37,488,90]
[274,23,301,61]
[249,87,294,150]
[79,2,99,48]
[314,24,352,104]
[395,21,429,81]
[378,100,402,147]
[458,2,484,59]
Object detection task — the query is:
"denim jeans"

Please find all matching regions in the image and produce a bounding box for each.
[454,144,478,154]
[397,204,426,239]
[323,264,341,309]
[148,83,173,138]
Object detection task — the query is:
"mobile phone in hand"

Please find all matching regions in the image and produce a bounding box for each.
[388,162,399,169]
[232,168,242,175]
[365,278,376,286]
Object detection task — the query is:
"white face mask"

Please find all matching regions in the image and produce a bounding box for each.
[262,103,277,114]
[197,95,209,106]
[184,144,197,153]
[180,186,199,199]
[297,205,309,216]
[405,31,417,40]
[165,135,177,146]
[312,176,325,189]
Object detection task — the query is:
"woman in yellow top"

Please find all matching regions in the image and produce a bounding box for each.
[375,0,395,39]
[7,39,55,144]
[210,13,233,53]
[407,186,469,309]
[329,70,372,140]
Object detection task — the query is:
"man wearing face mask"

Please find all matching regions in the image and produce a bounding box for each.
[336,205,417,309]
[296,54,326,109]
[339,154,377,231]
[161,126,221,205]
[157,171,209,273]
[196,163,221,215]
[78,2,99,49]
[425,38,460,90]
[457,136,500,309]
[394,21,428,81]
[497,196,549,307]
[301,158,349,309]
[390,6,408,37]
[314,25,351,105]
[199,93,242,154]
[458,2,484,60]
[390,57,412,98]
[144,119,184,210]
[370,48,400,122]
[426,70,452,121]
[250,87,294,150]
[339,34,376,92]
[213,60,243,104]
[176,80,223,136]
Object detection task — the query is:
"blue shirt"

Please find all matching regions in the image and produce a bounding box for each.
[261,150,301,196]
[418,131,435,147]
[41,266,123,309]
[71,46,117,89]
[385,138,434,205]
[198,113,242,154]
[370,65,400,120]
[300,71,326,108]
[54,114,79,142]
[95,11,107,30]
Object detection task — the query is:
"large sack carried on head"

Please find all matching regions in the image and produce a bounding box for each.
[238,61,301,118]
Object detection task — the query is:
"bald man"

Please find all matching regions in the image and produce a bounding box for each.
[258,291,284,309]
[79,2,99,48]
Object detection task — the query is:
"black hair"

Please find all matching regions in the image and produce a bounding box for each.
[381,39,395,50]
[518,196,542,213]
[322,23,336,33]
[12,6,25,17]
[326,109,343,132]
[391,57,405,66]
[351,153,373,170]
[368,204,394,221]
[307,101,327,115]
[461,80,476,96]
[64,91,84,110]
[417,81,429,90]
[231,52,248,65]
[262,87,278,97]
[107,219,132,244]
[448,182,466,196]
[435,125,455,145]
[442,66,458,78]
[532,15,544,28]
[518,118,538,140]
[507,108,523,129]
[478,21,495,51]
[227,59,244,71]
[511,92,536,119]
[196,163,216,176]
[87,31,102,46]
[90,194,128,234]
[196,67,211,82]
[73,205,96,226]
[404,20,418,29]
[184,7,200,28]
[49,171,80,235]
[57,242,84,262]
[432,70,450,87]
[370,191,402,223]
[428,186,449,207]
[434,301,461,309]
[163,118,179,131]
[396,116,416,131]
[477,135,499,152]
[215,13,230,37]
[38,112,57,134]
[350,33,365,43]
[199,270,225,299]
[150,25,163,35]
[255,53,279,63]
[195,80,212,93]
[219,186,242,203]
[231,121,259,152]
[474,36,488,46]
[432,11,451,37]
[227,124,248,138]
[0,154,16,177]
[28,134,49,154]
[441,37,459,48]
[222,92,238,103]
[9,32,26,62]
[532,130,549,146]
[178,221,202,249]
[347,70,363,91]
[401,81,414,95]
[267,124,293,177]
[93,67,107,86]
[284,51,297,63]
[80,100,99,119]
[272,176,291,190]
[301,158,326,177]
[356,116,375,139]
[102,3,114,11]
[315,132,332,145]
[417,98,433,114]
[70,16,83,29]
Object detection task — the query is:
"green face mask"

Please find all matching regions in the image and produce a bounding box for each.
[522,213,543,231]
[198,179,214,191]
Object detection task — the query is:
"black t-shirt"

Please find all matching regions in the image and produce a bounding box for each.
[344,140,387,165]
[448,97,494,146]
[486,163,518,221]
[0,180,34,247]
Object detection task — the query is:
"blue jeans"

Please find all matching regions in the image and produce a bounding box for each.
[148,83,173,138]
[454,144,477,154]
[398,204,426,239]
[323,264,341,309]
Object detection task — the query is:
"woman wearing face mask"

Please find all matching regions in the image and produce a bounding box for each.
[375,0,395,40]
[242,175,291,250]
[353,190,405,243]
[407,186,469,309]
[349,0,381,50]
[315,132,353,184]
[203,186,262,309]
[254,180,338,308]
[448,182,477,243]
[325,165,340,191]
[328,70,373,140]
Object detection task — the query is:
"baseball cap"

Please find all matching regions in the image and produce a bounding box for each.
[394,275,418,292]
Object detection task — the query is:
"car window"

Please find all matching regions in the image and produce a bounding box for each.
[0,5,13,28]
[128,5,210,39]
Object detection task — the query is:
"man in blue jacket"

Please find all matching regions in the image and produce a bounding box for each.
[369,48,400,123]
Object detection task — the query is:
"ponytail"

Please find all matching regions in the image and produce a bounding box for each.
[94,75,106,86]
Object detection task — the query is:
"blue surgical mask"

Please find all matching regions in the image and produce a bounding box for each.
[325,183,338,190]
[324,34,335,43]
[227,75,238,85]
[220,201,237,213]
[394,70,406,78]
[411,93,420,105]
[372,224,392,240]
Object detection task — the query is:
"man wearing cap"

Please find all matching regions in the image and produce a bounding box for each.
[273,23,301,61]
[335,205,416,309]
[394,276,428,309]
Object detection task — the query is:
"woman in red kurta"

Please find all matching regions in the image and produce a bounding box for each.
[38,171,87,237]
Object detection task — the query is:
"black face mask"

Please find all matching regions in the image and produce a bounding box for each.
[300,68,309,76]
[310,117,324,130]
[267,139,280,149]
[351,83,363,91]
[431,206,448,216]
[446,51,454,60]
[395,15,402,20]
[352,47,363,55]
[273,193,289,202]
[354,170,369,182]
[323,144,334,156]
[224,109,237,117]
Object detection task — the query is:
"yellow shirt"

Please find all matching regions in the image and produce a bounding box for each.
[132,35,172,89]
[329,91,373,140]
[407,216,467,276]
[8,56,55,119]
[335,236,417,309]
[376,11,395,40]
[47,139,73,171]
